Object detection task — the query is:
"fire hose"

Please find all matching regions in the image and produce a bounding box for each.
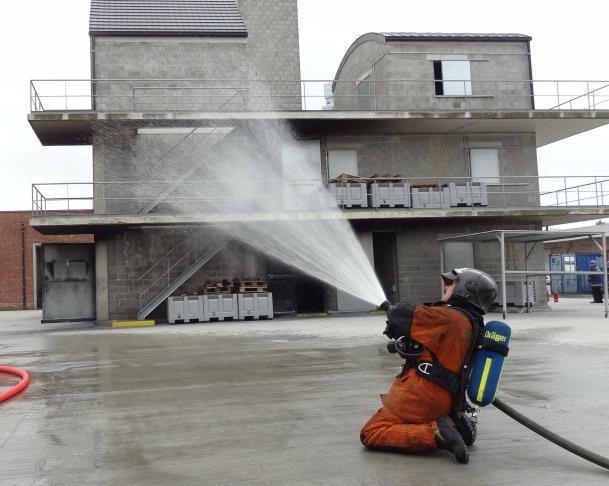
[493,397,609,471]
[0,366,30,404]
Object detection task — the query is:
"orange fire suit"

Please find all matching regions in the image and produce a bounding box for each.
[360,303,473,453]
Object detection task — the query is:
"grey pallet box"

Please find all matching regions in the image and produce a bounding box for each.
[328,182,368,208]
[411,187,450,209]
[370,182,411,208]
[448,182,488,207]
[167,295,204,323]
[203,294,239,321]
[238,292,274,320]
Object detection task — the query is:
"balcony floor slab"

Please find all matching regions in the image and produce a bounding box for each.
[28,110,609,146]
[29,206,609,235]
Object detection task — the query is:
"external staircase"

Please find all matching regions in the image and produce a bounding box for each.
[136,233,230,320]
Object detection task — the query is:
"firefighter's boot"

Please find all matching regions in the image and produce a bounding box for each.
[435,417,469,464]
[452,411,477,446]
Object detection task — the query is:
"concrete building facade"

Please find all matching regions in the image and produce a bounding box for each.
[27,2,609,321]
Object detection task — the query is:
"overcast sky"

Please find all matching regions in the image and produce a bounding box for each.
[1,0,608,222]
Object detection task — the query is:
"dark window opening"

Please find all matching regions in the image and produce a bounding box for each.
[433,61,444,95]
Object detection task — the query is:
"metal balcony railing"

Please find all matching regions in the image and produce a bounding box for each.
[31,175,609,217]
[29,79,609,113]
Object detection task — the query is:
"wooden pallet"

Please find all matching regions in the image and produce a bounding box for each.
[239,286,268,293]
[205,286,232,294]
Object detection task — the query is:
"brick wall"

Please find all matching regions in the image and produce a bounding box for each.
[545,239,609,259]
[0,212,93,310]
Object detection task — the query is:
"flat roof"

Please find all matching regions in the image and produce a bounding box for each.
[381,32,532,42]
[438,229,609,244]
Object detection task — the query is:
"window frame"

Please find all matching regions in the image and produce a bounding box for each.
[433,60,472,96]
[469,148,500,184]
[327,149,359,180]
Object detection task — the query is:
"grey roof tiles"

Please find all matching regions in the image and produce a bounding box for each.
[90,0,247,37]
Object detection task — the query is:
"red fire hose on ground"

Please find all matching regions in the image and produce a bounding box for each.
[0,366,30,404]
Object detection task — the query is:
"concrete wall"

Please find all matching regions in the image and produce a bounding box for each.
[92,0,301,111]
[92,124,241,214]
[101,227,266,320]
[336,232,375,312]
[333,36,532,111]
[391,219,547,308]
[324,132,539,207]
[237,0,302,110]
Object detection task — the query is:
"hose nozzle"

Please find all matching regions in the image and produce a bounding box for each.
[379,300,391,312]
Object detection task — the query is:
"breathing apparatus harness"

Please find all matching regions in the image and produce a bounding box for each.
[385,302,508,414]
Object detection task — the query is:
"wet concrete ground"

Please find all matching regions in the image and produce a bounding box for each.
[1,298,609,485]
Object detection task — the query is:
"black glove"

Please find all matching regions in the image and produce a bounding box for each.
[383,302,416,340]
[383,320,396,339]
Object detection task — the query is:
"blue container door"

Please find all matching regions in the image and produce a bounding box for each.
[576,253,602,292]
[562,254,577,294]
[549,254,564,293]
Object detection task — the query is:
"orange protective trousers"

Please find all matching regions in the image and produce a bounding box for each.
[360,303,472,453]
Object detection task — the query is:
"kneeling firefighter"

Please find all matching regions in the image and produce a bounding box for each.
[360,268,499,464]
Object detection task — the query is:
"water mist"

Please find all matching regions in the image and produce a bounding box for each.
[160,120,387,307]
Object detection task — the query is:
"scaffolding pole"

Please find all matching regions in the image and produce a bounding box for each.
[500,232,507,319]
[586,233,609,319]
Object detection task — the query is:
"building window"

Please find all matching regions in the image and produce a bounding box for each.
[434,60,472,96]
[358,75,374,110]
[470,148,500,184]
[327,149,358,179]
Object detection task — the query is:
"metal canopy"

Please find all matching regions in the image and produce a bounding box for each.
[438,229,609,318]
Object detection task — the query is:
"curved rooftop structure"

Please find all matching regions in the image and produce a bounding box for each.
[333,32,532,89]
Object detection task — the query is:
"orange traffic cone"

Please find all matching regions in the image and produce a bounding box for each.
[553,292,559,302]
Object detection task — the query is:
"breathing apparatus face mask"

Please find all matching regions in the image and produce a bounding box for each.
[386,336,424,359]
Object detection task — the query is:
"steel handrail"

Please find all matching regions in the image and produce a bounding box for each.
[29,78,609,83]
[550,83,609,110]
[31,176,609,185]
[139,240,215,298]
[29,79,609,113]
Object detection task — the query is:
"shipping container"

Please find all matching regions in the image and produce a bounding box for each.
[576,252,603,292]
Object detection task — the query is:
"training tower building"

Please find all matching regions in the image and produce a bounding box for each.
[28,1,609,321]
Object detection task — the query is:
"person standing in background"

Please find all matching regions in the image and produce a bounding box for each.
[587,260,603,303]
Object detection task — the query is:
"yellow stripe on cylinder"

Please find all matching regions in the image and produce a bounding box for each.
[476,357,493,403]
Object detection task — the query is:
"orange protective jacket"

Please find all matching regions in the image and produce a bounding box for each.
[380,303,473,423]
[360,303,476,453]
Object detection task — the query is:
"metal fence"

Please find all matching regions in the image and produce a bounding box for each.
[31,175,609,216]
[29,79,609,112]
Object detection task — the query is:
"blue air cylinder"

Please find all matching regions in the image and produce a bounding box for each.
[467,320,511,407]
